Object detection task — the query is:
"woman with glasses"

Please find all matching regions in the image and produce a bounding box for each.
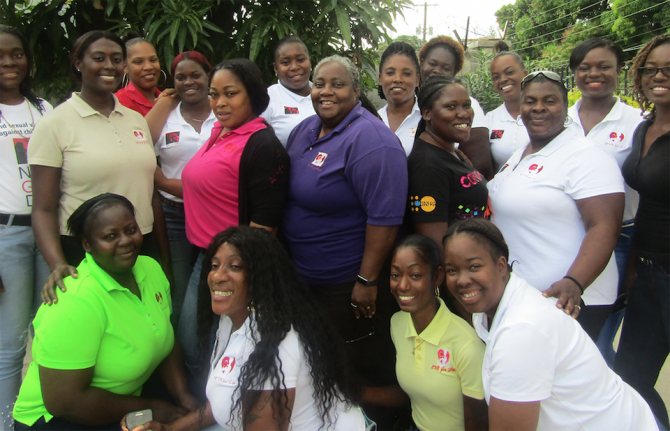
[487,70,625,340]
[614,34,670,431]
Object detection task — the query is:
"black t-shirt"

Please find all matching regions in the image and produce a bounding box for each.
[407,138,489,224]
[622,120,670,266]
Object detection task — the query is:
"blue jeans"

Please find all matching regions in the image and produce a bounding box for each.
[0,223,50,431]
[161,202,194,328]
[177,251,204,391]
[614,257,670,430]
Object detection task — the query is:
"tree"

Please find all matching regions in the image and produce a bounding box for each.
[0,0,411,103]
[393,34,423,50]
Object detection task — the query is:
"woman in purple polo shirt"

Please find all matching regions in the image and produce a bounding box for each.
[283,55,408,428]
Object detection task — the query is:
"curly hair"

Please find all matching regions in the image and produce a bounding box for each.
[378,41,420,100]
[415,74,467,138]
[196,226,359,429]
[0,25,45,114]
[630,34,670,121]
[418,35,465,75]
[211,58,270,116]
[443,219,510,265]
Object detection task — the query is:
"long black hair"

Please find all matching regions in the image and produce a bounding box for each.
[196,227,358,428]
[0,25,45,114]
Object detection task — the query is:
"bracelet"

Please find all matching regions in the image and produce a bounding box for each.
[563,275,584,293]
[356,274,377,287]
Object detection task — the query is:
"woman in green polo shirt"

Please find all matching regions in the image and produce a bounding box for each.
[12,194,196,430]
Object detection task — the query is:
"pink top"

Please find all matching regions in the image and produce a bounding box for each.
[182,117,267,248]
[115,82,161,116]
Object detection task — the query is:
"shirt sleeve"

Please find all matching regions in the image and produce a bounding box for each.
[454,334,486,400]
[562,144,625,200]
[27,116,64,168]
[262,329,300,390]
[471,98,488,130]
[488,322,556,402]
[408,162,453,224]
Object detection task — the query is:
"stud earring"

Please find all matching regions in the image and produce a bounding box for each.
[564,115,573,126]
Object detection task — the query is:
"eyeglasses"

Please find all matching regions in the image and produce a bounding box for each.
[638,66,670,78]
[521,70,564,90]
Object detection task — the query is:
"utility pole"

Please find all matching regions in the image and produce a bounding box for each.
[421,2,438,43]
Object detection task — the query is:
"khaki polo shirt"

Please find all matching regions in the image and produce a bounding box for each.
[28,92,156,235]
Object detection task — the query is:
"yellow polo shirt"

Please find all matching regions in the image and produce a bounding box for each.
[390,298,485,431]
[28,92,156,235]
[13,254,173,426]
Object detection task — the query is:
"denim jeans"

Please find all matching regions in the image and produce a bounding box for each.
[0,223,50,431]
[161,202,195,328]
[177,251,204,392]
[614,257,670,430]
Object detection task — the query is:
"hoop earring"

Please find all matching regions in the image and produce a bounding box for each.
[564,115,573,126]
[121,73,129,88]
[158,69,167,87]
[516,115,524,126]
[434,286,440,297]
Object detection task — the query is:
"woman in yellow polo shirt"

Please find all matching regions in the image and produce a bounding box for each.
[12,194,196,430]
[389,234,488,431]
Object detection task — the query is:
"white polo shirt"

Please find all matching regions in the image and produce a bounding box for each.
[206,315,365,431]
[261,82,315,147]
[486,103,529,169]
[155,103,217,203]
[568,98,645,222]
[473,273,658,431]
[488,128,624,305]
[470,97,488,130]
[378,100,422,156]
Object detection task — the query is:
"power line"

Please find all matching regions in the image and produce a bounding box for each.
[521,1,603,41]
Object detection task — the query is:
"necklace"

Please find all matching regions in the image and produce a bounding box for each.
[180,105,207,123]
[0,98,35,139]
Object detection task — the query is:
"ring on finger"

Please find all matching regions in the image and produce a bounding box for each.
[575,305,581,310]
[366,306,371,310]
[351,302,358,308]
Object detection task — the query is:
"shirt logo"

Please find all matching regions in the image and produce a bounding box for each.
[608,132,624,144]
[431,348,456,373]
[155,291,164,304]
[14,137,29,165]
[528,163,544,175]
[311,152,328,167]
[409,196,436,212]
[166,131,180,144]
[461,171,485,188]
[490,130,504,139]
[134,130,145,140]
[409,127,417,137]
[221,356,236,374]
[284,106,299,114]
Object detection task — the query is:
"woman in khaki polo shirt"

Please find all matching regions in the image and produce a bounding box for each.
[29,31,170,303]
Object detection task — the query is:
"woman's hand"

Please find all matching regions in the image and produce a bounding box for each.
[351,282,376,319]
[151,399,189,423]
[543,278,582,318]
[41,263,78,305]
[177,392,200,412]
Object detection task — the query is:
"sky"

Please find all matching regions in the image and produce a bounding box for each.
[390,0,517,42]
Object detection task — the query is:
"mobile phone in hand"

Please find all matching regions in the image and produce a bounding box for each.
[126,409,153,430]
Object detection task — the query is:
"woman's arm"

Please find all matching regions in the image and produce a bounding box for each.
[361,385,409,407]
[152,190,173,282]
[124,402,216,431]
[40,366,186,426]
[351,224,399,319]
[31,165,78,304]
[459,128,495,180]
[146,90,179,144]
[244,388,296,431]
[543,193,624,316]
[463,395,489,431]
[154,166,184,198]
[488,397,540,431]
[157,342,199,412]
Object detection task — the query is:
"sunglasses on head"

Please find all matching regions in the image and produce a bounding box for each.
[521,70,564,90]
[638,66,670,78]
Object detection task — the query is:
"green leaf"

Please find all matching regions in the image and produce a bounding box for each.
[105,0,117,16]
[249,26,262,61]
[335,7,351,46]
[202,19,225,33]
[178,24,187,53]
[169,18,181,46]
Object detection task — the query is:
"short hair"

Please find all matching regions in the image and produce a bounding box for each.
[170,51,212,77]
[416,74,466,137]
[313,55,360,91]
[67,193,135,241]
[378,41,420,100]
[569,38,624,72]
[70,31,126,85]
[418,36,465,75]
[0,25,44,114]
[630,34,670,121]
[211,58,269,116]
[443,219,510,265]
[492,50,525,70]
[273,36,309,63]
[394,234,441,281]
[521,72,569,105]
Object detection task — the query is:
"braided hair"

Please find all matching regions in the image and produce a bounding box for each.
[443,219,510,269]
[0,25,46,114]
[630,34,670,121]
[415,74,466,138]
[378,41,420,100]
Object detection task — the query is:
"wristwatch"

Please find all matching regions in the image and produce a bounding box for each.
[357,274,378,287]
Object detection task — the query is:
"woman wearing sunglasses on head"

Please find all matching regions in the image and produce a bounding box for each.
[614,34,670,431]
[487,71,625,340]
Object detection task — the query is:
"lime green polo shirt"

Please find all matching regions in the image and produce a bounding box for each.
[13,254,173,426]
[390,298,485,431]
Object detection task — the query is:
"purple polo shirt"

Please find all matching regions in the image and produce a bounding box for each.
[283,102,408,286]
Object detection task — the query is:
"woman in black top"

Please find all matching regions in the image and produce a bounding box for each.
[407,75,489,259]
[614,34,670,430]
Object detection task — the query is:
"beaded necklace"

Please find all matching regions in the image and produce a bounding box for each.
[0,98,35,139]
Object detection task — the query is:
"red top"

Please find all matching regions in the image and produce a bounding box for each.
[115,82,161,116]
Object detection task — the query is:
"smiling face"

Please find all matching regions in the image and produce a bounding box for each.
[209,68,256,131]
[444,233,507,322]
[312,61,360,132]
[575,47,619,100]
[125,41,160,93]
[421,46,457,84]
[174,59,209,105]
[490,55,527,103]
[379,53,420,107]
[423,83,473,145]
[76,38,124,96]
[208,242,250,329]
[390,247,443,317]
[0,32,28,98]
[274,42,311,95]
[641,43,670,108]
[82,204,143,277]
[520,81,567,144]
